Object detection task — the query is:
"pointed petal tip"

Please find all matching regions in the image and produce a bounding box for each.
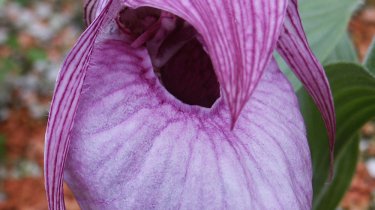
[227,97,246,131]
[277,0,337,176]
[124,0,288,133]
[65,50,312,209]
[229,115,237,131]
[328,140,335,182]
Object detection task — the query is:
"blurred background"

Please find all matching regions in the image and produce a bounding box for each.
[0,0,374,209]
[0,0,82,209]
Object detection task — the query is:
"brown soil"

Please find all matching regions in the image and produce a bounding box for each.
[0,179,78,210]
[339,7,375,210]
[341,163,375,210]
[350,7,375,61]
[0,108,79,210]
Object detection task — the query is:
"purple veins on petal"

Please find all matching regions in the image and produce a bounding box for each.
[44,0,336,209]
[64,31,312,208]
[84,0,109,25]
[276,0,336,168]
[115,7,220,108]
[125,0,289,126]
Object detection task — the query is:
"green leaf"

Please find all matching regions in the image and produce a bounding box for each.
[299,0,358,61]
[364,37,375,74]
[279,0,358,89]
[324,32,358,64]
[298,63,375,210]
[313,135,359,210]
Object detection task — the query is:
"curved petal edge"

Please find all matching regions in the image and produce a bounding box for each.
[44,1,117,209]
[84,0,110,25]
[276,0,336,171]
[64,30,313,208]
[124,0,288,126]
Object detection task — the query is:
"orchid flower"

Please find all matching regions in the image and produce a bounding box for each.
[44,0,336,209]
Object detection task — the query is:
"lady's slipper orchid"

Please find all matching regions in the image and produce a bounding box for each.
[45,0,336,209]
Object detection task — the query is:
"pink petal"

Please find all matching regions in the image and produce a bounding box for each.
[124,0,288,125]
[44,1,118,209]
[84,0,110,25]
[46,1,318,209]
[276,0,336,161]
[62,30,312,209]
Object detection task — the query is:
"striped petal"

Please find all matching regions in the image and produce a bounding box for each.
[84,0,110,25]
[124,0,288,126]
[63,28,312,209]
[44,1,121,209]
[45,0,319,209]
[276,0,336,161]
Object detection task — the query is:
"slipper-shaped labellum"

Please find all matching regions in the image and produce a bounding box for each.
[45,0,336,209]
